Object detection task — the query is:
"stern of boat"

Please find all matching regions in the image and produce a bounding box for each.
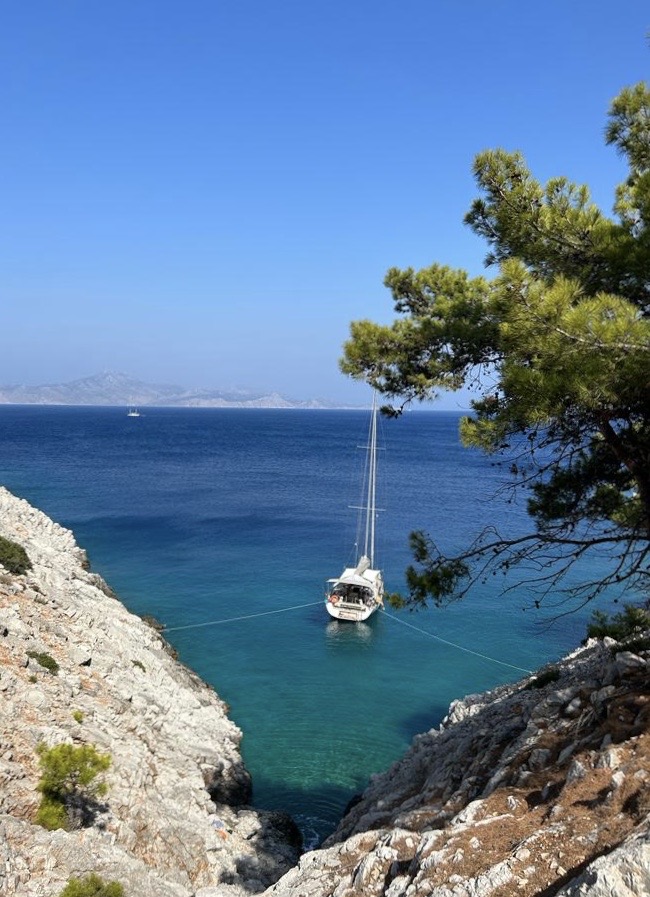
[325,576,383,622]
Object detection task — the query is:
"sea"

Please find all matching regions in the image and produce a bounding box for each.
[0,405,603,846]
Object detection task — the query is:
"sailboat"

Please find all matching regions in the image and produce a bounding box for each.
[325,393,384,622]
[127,407,141,417]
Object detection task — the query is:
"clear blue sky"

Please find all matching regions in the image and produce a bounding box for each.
[2,2,648,404]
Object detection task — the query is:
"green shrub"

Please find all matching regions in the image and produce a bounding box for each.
[35,795,68,830]
[72,710,84,723]
[58,873,124,897]
[0,535,31,575]
[27,650,60,675]
[587,604,650,642]
[35,742,111,830]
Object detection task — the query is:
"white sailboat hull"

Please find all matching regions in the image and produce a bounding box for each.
[325,599,381,622]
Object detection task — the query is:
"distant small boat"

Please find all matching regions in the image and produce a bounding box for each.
[127,408,141,417]
[325,393,384,622]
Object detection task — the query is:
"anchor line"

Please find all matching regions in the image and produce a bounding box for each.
[161,600,533,675]
[162,601,323,632]
[382,610,534,674]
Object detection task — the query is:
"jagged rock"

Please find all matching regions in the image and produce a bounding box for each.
[0,487,300,896]
[564,696,583,717]
[556,821,650,896]
[69,645,92,666]
[266,625,649,896]
[0,815,192,897]
[528,748,552,770]
[566,759,588,783]
[557,742,577,765]
[203,761,252,806]
[614,651,647,675]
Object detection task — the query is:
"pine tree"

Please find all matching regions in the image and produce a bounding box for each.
[341,81,650,611]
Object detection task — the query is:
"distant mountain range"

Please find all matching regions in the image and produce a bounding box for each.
[0,372,350,409]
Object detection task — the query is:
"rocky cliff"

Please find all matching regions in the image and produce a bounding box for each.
[0,487,301,896]
[267,634,650,896]
[1,486,648,897]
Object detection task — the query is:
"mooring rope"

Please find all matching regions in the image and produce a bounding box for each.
[162,601,323,632]
[382,609,534,674]
[161,599,533,675]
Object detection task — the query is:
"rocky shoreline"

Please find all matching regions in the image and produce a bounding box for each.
[0,487,300,896]
[0,486,648,896]
[272,642,649,896]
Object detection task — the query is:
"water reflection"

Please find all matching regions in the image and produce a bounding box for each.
[325,620,373,643]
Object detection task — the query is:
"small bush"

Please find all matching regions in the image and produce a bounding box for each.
[72,710,84,723]
[35,742,111,830]
[131,659,146,672]
[58,873,124,897]
[0,535,32,575]
[587,604,650,643]
[27,650,60,675]
[35,795,68,830]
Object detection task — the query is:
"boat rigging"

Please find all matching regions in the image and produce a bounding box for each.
[325,393,384,622]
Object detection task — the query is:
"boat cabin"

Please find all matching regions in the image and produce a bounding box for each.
[327,578,374,607]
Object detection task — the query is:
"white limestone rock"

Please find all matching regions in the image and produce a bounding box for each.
[556,820,650,896]
[0,487,300,896]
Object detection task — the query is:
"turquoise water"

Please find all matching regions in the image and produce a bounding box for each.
[0,406,594,844]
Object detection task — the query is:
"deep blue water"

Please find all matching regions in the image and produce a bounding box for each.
[0,406,596,845]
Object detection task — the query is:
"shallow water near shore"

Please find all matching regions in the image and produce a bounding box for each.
[0,405,601,844]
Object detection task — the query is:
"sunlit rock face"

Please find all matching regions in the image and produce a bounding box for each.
[0,487,301,897]
[266,633,649,896]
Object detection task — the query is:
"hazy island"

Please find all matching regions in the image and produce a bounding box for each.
[0,372,360,410]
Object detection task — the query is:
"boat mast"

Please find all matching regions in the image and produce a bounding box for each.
[364,392,378,566]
